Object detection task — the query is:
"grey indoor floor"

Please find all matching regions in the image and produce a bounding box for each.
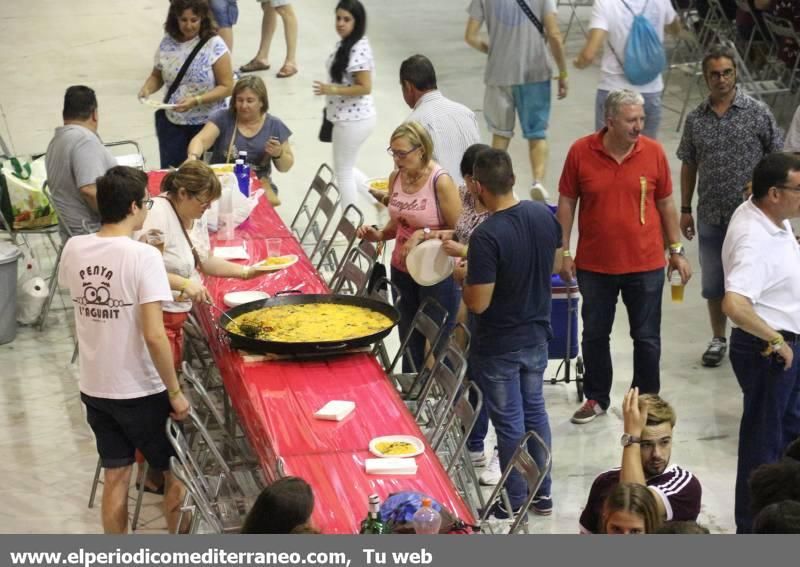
[0,0,750,533]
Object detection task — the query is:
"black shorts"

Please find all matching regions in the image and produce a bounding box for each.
[81,390,176,471]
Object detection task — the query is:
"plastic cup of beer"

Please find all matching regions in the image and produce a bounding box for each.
[670,270,685,303]
[267,238,281,257]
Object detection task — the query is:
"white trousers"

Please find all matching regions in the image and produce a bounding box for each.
[331,115,377,211]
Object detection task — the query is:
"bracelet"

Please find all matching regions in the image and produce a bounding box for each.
[680,206,692,214]
[178,278,190,298]
[558,70,568,80]
[242,265,251,279]
[273,150,283,160]
[770,335,786,348]
[669,242,683,251]
[562,250,572,258]
[462,245,468,258]
[168,386,182,399]
[195,95,202,107]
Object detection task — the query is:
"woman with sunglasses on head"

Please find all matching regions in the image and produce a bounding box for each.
[357,122,462,371]
[312,0,376,210]
[137,161,260,370]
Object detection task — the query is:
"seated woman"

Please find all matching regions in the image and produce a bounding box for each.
[187,75,294,207]
[241,477,316,534]
[602,482,663,534]
[137,160,260,370]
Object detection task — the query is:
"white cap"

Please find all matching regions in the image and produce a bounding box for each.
[234,159,244,165]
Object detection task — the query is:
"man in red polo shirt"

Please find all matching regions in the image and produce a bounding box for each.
[557,89,691,424]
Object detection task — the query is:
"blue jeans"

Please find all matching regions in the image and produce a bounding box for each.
[390,267,459,373]
[465,311,490,453]
[595,89,663,139]
[577,268,664,409]
[470,343,552,508]
[730,328,800,533]
[154,111,204,169]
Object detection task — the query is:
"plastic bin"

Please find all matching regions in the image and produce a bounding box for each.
[550,274,579,360]
[0,243,21,345]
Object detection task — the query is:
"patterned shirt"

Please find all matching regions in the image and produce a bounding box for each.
[325,37,376,123]
[155,34,229,126]
[676,89,783,226]
[579,465,702,533]
[454,184,489,245]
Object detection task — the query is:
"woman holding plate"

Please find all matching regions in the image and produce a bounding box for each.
[187,75,293,207]
[138,0,234,168]
[357,122,461,371]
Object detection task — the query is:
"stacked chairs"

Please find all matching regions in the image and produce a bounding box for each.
[290,164,339,256]
[367,276,402,370]
[761,14,800,116]
[313,203,364,283]
[557,0,594,43]
[329,237,379,295]
[412,336,469,438]
[478,431,553,535]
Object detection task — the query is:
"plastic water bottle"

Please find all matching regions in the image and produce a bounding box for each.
[412,498,441,534]
[233,158,250,197]
[218,180,234,241]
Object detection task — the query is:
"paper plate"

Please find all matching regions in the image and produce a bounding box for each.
[406,239,454,286]
[253,254,299,272]
[369,435,425,459]
[139,97,176,110]
[365,177,389,192]
[223,291,270,308]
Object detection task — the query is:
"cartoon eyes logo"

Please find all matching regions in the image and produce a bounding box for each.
[75,286,126,307]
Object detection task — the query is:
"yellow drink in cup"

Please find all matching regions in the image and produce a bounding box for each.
[670,271,685,303]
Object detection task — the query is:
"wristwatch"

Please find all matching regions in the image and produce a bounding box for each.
[669,244,685,256]
[423,227,431,240]
[621,433,641,447]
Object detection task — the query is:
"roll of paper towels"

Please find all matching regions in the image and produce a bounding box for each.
[17,276,48,325]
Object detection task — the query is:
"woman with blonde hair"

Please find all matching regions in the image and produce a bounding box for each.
[357,121,461,371]
[187,75,293,206]
[602,482,662,534]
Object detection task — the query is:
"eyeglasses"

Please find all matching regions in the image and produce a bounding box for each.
[776,184,800,193]
[141,197,154,210]
[708,68,735,80]
[194,193,214,206]
[386,145,420,159]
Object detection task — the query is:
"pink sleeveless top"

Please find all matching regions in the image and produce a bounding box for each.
[389,164,446,272]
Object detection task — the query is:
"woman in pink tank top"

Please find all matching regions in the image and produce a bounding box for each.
[357,122,461,371]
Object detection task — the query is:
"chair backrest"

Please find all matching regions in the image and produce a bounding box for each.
[289,163,334,234]
[479,431,553,535]
[166,416,216,500]
[437,380,482,467]
[104,140,146,170]
[763,13,799,42]
[329,242,377,295]
[314,203,364,278]
[387,296,450,387]
[169,457,224,534]
[413,340,468,441]
[304,182,341,261]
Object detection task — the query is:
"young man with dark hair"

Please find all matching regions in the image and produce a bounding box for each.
[399,54,480,187]
[460,148,561,517]
[579,390,702,533]
[722,152,800,532]
[45,85,117,240]
[677,45,783,368]
[58,166,190,534]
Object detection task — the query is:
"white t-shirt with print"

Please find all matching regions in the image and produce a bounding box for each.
[590,0,677,93]
[136,197,211,313]
[155,34,229,125]
[325,37,376,123]
[58,234,173,399]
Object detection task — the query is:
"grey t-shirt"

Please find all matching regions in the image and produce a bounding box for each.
[468,0,556,86]
[208,109,292,178]
[45,125,117,240]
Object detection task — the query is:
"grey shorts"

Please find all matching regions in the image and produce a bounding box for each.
[483,82,551,140]
[259,0,291,6]
[698,221,728,300]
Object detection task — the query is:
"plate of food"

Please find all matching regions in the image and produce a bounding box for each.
[253,254,299,272]
[366,177,389,192]
[210,163,235,174]
[369,435,425,458]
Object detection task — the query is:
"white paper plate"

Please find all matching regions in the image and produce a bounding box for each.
[139,97,176,110]
[254,254,299,272]
[214,246,250,260]
[368,435,425,459]
[223,291,270,308]
[406,239,454,286]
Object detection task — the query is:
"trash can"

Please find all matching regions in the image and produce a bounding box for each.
[0,242,21,344]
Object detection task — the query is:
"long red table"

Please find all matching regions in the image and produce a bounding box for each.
[147,172,475,533]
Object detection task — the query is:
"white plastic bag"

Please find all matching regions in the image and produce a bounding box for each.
[16,248,48,325]
[206,172,262,232]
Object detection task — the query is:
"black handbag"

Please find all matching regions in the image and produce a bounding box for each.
[319,109,333,143]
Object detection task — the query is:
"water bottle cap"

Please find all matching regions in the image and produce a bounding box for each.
[421,498,431,507]
[235,159,244,165]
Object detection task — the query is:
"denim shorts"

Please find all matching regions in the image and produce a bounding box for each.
[210,0,239,27]
[483,81,551,140]
[698,221,728,299]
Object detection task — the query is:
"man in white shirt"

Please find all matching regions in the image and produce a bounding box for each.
[59,166,190,534]
[400,55,481,188]
[573,0,681,139]
[721,152,800,533]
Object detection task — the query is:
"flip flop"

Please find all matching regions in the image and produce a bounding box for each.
[239,60,271,73]
[276,64,298,79]
[135,481,165,495]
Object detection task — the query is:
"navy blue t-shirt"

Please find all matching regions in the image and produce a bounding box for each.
[466,200,562,355]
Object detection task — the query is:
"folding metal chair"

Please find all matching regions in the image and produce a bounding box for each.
[762,14,800,111]
[87,457,150,531]
[478,431,553,535]
[301,181,341,262]
[104,140,146,170]
[169,457,225,534]
[721,38,793,108]
[289,163,335,238]
[367,276,402,370]
[314,203,364,281]
[558,0,594,42]
[385,296,450,400]
[329,239,378,295]
[412,327,469,430]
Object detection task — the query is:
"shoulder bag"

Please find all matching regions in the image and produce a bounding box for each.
[154,36,212,137]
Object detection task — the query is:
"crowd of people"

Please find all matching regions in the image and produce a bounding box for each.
[41,0,800,534]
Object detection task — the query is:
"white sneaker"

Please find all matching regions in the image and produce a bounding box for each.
[479,449,502,485]
[529,182,549,203]
[469,450,487,467]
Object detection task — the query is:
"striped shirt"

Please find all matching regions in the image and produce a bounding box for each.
[406,91,481,187]
[579,465,702,533]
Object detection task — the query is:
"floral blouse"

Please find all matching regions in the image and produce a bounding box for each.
[454,184,489,245]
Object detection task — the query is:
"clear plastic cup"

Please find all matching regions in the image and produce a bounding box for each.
[267,238,281,257]
[144,229,165,254]
[670,271,685,303]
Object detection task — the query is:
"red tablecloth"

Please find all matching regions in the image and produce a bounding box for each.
[146,171,474,533]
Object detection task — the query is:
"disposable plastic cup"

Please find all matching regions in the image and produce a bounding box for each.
[670,271,685,303]
[267,238,281,257]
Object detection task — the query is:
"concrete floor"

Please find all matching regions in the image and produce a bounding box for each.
[0,0,744,533]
